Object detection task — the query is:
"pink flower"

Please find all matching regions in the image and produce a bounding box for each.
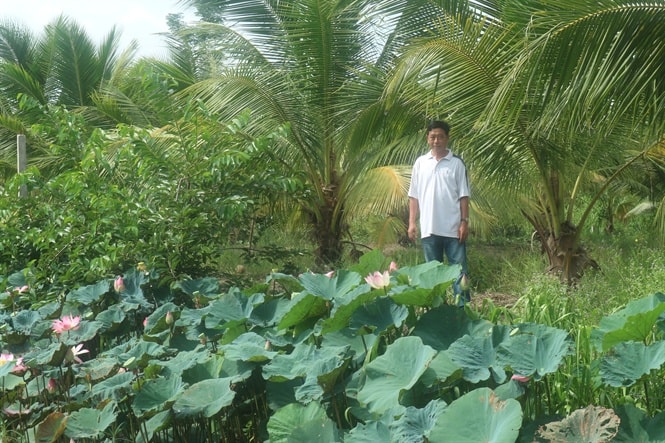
[11,357,27,375]
[52,315,81,335]
[0,353,15,367]
[511,374,530,383]
[47,378,57,393]
[114,275,125,293]
[65,344,89,364]
[389,261,399,272]
[324,270,335,278]
[14,285,29,294]
[365,271,391,290]
[143,317,148,328]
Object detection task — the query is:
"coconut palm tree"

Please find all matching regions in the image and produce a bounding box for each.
[179,0,465,265]
[385,0,665,281]
[0,16,139,176]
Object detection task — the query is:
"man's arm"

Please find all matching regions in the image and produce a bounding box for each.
[408,197,419,241]
[458,196,469,242]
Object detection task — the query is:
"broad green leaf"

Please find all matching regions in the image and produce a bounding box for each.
[65,401,117,439]
[420,350,463,387]
[396,261,460,289]
[357,336,437,415]
[277,292,328,330]
[391,400,447,442]
[88,372,134,402]
[346,421,392,443]
[95,305,126,331]
[175,277,220,297]
[430,388,522,442]
[221,331,277,362]
[349,296,409,335]
[24,341,67,367]
[322,329,379,365]
[172,377,235,418]
[412,305,493,351]
[599,340,665,387]
[267,402,339,443]
[250,297,292,327]
[495,323,574,380]
[263,343,349,383]
[60,320,103,346]
[614,404,665,442]
[132,375,185,417]
[348,249,389,276]
[446,325,514,384]
[156,347,210,378]
[299,269,362,300]
[136,410,171,443]
[205,289,264,329]
[67,280,111,305]
[11,310,41,335]
[591,293,665,352]
[321,284,377,334]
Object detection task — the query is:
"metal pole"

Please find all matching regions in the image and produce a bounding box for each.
[17,134,27,198]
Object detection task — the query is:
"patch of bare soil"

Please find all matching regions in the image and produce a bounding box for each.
[471,291,520,309]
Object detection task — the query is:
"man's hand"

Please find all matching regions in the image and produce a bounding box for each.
[408,224,418,242]
[458,221,469,243]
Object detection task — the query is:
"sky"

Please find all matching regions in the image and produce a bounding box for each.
[1,0,197,58]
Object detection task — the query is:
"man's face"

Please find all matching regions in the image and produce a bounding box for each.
[427,128,448,149]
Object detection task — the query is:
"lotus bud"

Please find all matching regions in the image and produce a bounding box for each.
[165,311,174,325]
[199,333,207,345]
[114,275,125,293]
[389,261,399,272]
[459,273,470,291]
[47,378,57,393]
[511,374,530,384]
[264,340,272,351]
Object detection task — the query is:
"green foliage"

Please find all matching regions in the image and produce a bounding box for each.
[1,250,664,441]
[0,105,305,287]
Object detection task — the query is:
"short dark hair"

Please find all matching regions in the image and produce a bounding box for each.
[427,120,450,135]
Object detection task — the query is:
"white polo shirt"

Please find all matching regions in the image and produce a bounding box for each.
[408,149,470,239]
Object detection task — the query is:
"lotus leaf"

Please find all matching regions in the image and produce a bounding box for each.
[65,401,117,439]
[600,340,665,387]
[429,387,522,442]
[172,377,236,418]
[132,375,185,417]
[495,322,573,380]
[357,336,437,415]
[267,402,340,442]
[591,293,665,352]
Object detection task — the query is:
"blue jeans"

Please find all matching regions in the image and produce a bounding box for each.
[422,235,470,306]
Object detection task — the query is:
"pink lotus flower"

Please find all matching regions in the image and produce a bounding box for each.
[14,285,29,293]
[52,315,81,335]
[65,344,89,364]
[47,378,57,393]
[11,357,27,375]
[511,374,530,383]
[365,271,391,290]
[0,353,14,367]
[389,261,399,272]
[324,270,335,278]
[114,275,125,293]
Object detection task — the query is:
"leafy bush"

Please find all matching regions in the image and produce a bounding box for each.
[0,106,305,288]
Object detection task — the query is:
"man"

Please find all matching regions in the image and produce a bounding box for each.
[408,120,471,306]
